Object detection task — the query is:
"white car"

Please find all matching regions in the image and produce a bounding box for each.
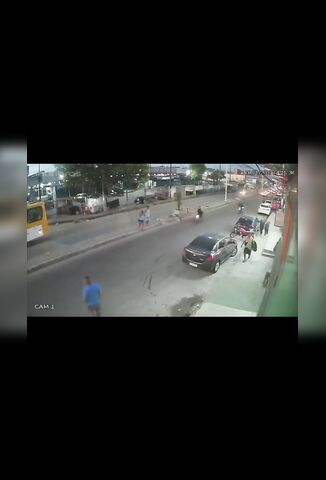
[258,202,272,215]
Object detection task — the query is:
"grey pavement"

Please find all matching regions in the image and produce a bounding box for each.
[192,212,281,316]
[27,192,266,317]
[28,190,249,272]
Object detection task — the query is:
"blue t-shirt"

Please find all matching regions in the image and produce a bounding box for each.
[83,283,101,306]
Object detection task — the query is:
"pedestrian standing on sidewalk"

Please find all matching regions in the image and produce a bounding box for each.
[259,218,265,235]
[144,205,151,226]
[83,276,101,316]
[264,220,270,235]
[138,210,145,229]
[241,233,256,263]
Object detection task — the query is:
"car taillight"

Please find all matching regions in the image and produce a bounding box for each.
[207,255,214,262]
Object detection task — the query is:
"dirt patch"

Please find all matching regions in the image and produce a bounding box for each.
[170,295,203,317]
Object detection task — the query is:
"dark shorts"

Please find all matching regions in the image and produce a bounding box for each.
[244,247,251,257]
[88,304,101,316]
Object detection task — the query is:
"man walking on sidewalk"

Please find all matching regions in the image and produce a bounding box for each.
[241,233,255,263]
[259,218,265,235]
[264,220,270,235]
[83,276,101,316]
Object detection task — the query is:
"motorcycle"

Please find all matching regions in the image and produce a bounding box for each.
[196,209,203,221]
[230,225,250,238]
[238,205,244,213]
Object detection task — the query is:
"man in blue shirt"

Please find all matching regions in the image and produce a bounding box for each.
[83,276,102,316]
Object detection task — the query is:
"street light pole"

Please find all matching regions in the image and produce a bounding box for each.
[224,164,232,201]
[169,163,172,198]
[101,164,107,211]
[38,163,41,201]
[224,165,228,201]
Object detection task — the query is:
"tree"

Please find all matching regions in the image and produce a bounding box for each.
[54,163,103,195]
[190,164,206,184]
[55,163,149,199]
[110,164,149,201]
[208,169,225,185]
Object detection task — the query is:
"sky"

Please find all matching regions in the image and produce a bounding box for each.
[28,163,259,175]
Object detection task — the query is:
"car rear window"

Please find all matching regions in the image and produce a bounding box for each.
[190,235,217,251]
[237,217,253,227]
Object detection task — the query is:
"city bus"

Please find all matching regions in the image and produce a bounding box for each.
[27,202,49,243]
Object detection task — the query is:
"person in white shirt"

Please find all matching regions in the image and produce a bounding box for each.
[145,206,151,226]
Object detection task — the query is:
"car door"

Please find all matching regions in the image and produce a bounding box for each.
[224,237,236,258]
[217,238,228,263]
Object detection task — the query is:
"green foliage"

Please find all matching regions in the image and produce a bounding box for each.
[190,164,206,184]
[54,163,149,194]
[208,169,225,184]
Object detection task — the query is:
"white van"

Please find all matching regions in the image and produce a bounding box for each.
[86,196,105,214]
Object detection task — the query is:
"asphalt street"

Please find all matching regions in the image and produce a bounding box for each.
[27,190,239,264]
[28,193,263,317]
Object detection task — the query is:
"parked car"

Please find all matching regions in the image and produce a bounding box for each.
[182,233,238,274]
[258,202,272,215]
[75,193,88,202]
[109,188,125,197]
[86,196,105,213]
[233,215,260,234]
[57,199,81,215]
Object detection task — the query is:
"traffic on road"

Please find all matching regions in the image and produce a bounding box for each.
[27,162,292,318]
[27,189,279,317]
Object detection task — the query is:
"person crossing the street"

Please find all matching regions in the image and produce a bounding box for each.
[83,276,102,316]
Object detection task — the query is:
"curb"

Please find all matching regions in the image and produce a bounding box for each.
[48,205,141,225]
[27,222,161,274]
[48,192,238,225]
[28,197,241,274]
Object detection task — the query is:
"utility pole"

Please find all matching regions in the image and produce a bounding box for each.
[225,164,231,201]
[38,163,41,201]
[169,163,172,198]
[101,164,107,211]
[224,165,228,201]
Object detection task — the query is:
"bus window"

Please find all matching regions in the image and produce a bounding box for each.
[27,206,43,224]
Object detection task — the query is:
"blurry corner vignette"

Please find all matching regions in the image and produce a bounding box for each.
[298,144,326,342]
[0,142,27,344]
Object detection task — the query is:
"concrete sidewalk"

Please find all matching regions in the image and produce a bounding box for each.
[192,212,282,316]
[28,193,243,273]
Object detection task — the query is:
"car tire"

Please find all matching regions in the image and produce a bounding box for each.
[231,247,238,257]
[211,261,220,274]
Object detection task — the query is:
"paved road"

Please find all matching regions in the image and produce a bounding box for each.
[28,193,263,317]
[27,191,240,264]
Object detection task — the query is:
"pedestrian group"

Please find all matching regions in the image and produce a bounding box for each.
[138,206,151,229]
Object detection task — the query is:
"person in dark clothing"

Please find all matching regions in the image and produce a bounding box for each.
[264,221,270,235]
[241,234,254,262]
[259,218,265,235]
